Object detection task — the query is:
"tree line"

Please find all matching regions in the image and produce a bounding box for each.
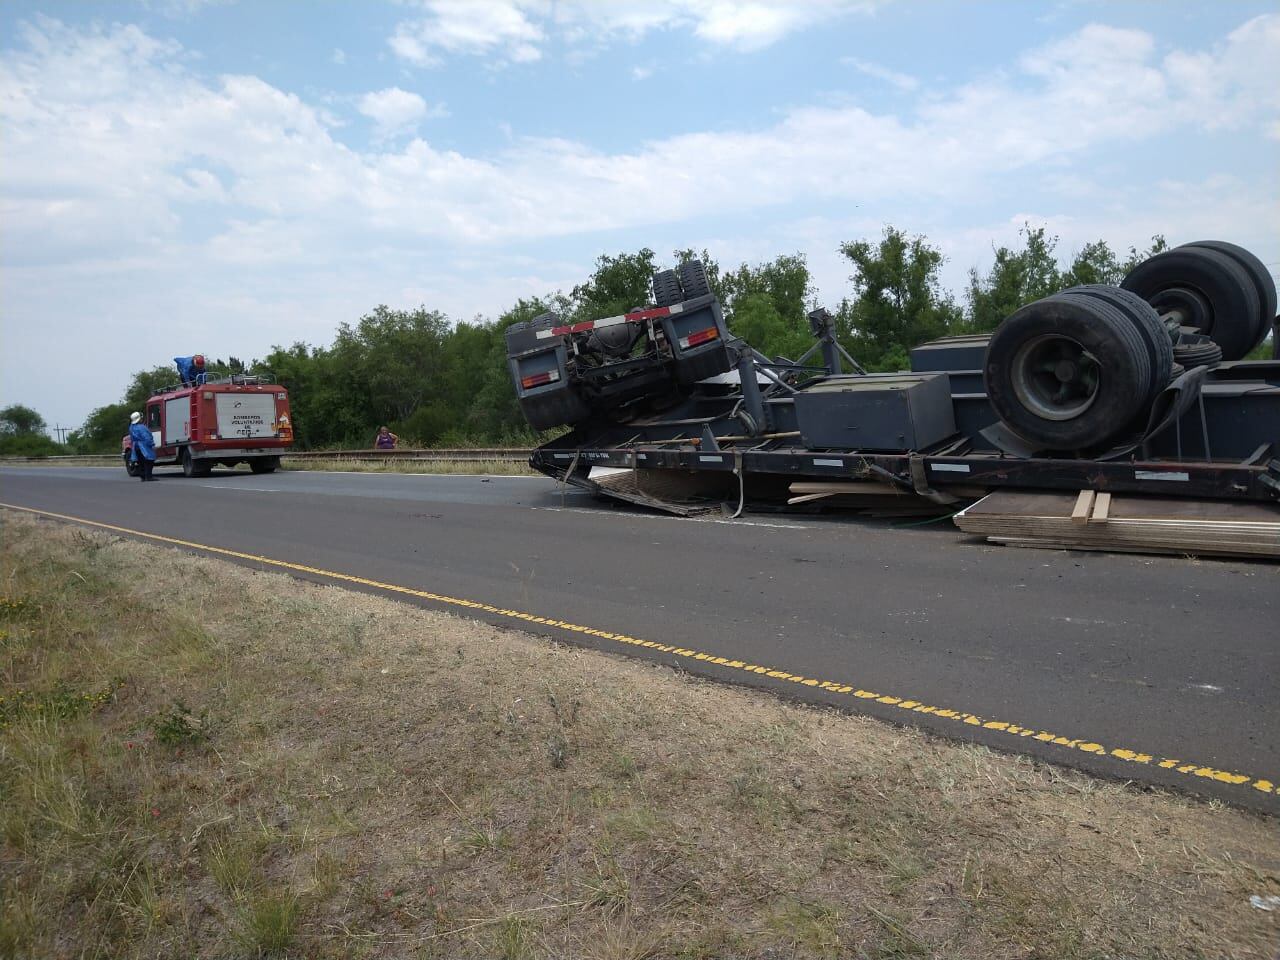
[15,225,1184,454]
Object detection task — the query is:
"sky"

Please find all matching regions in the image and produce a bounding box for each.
[2,0,1278,435]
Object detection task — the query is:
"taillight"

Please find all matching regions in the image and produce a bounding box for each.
[521,369,560,389]
[678,328,719,349]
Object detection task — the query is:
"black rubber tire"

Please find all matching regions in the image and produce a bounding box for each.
[250,457,278,474]
[1182,240,1276,352]
[677,260,711,300]
[984,294,1152,450]
[181,447,211,478]
[1173,335,1223,370]
[1121,245,1262,361]
[1060,284,1172,413]
[124,455,139,478]
[652,269,683,308]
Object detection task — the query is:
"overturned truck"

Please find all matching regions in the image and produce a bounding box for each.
[507,242,1280,516]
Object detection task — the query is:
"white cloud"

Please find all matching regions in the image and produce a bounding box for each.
[388,0,876,65]
[2,14,1278,428]
[331,47,346,65]
[4,14,1278,260]
[389,0,544,67]
[842,57,918,91]
[357,87,432,138]
[140,0,235,18]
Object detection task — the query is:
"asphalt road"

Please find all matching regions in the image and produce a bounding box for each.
[2,465,1276,811]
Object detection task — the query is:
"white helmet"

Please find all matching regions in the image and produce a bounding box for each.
[130,411,142,423]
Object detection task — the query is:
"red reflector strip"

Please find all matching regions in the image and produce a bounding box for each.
[537,302,684,339]
[521,369,560,389]
[678,327,719,349]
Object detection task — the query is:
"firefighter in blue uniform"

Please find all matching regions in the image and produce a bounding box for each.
[128,411,157,482]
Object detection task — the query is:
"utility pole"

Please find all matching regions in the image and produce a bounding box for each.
[54,424,70,444]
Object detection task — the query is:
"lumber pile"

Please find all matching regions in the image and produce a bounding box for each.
[954,490,1280,559]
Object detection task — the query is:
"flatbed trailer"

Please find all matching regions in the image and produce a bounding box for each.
[509,243,1279,519]
[530,367,1280,514]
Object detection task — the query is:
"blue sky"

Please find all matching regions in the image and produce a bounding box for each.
[2,0,1278,433]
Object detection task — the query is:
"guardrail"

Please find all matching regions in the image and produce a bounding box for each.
[286,448,532,463]
[1,448,534,464]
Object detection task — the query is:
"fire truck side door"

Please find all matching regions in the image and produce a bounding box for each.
[147,403,162,449]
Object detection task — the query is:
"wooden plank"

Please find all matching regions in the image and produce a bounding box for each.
[1090,492,1112,524]
[1070,490,1095,525]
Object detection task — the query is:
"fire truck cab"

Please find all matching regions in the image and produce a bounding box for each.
[122,373,293,478]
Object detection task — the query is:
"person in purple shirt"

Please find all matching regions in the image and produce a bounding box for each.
[373,426,398,450]
[128,411,157,482]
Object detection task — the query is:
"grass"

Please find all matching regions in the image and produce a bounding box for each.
[281,457,539,476]
[1,509,1278,958]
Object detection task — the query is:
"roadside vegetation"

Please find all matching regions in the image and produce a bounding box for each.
[279,457,539,477]
[2,510,1277,959]
[23,224,1266,460]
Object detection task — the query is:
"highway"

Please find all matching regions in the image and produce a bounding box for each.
[1,465,1276,811]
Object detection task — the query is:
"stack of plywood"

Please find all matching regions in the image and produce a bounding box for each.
[954,490,1280,559]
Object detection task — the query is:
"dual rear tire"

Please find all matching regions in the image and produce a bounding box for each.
[984,291,1160,451]
[1121,241,1275,360]
[652,259,712,307]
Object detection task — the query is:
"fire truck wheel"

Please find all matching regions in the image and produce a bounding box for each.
[181,447,211,478]
[984,293,1151,451]
[677,259,711,300]
[123,455,139,478]
[250,457,278,474]
[652,269,683,308]
[1121,245,1262,360]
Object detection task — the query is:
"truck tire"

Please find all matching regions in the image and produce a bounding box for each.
[1173,334,1223,370]
[1060,285,1174,399]
[652,269,683,308]
[984,294,1152,451]
[250,457,278,474]
[124,454,139,478]
[1121,245,1262,361]
[677,260,711,300]
[181,447,211,478]
[1182,240,1276,352]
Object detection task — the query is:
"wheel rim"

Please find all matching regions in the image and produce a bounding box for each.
[1010,334,1101,421]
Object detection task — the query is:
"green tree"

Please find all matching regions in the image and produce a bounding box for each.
[967,227,1170,331]
[68,403,131,452]
[836,226,963,369]
[965,225,1064,332]
[0,404,47,437]
[336,306,451,424]
[0,404,64,456]
[568,249,657,322]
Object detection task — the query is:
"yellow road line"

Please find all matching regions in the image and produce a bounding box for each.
[1,501,1273,798]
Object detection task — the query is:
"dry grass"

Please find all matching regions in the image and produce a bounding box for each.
[1,509,1277,959]
[281,457,539,476]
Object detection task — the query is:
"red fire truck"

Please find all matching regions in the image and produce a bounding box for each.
[122,374,294,477]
